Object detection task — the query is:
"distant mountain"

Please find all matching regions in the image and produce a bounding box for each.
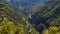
[0,1,39,34]
[8,0,46,17]
[28,0,60,33]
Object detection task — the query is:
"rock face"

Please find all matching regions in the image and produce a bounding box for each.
[0,1,39,34]
[28,0,60,33]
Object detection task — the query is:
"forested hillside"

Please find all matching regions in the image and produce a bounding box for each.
[9,0,46,17]
[0,1,39,34]
[28,0,60,34]
[0,0,60,34]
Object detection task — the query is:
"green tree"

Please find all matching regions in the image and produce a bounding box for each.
[16,23,25,34]
[0,21,16,34]
[43,26,60,34]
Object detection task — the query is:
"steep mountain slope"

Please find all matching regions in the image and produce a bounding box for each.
[28,0,60,33]
[8,0,46,17]
[0,1,39,34]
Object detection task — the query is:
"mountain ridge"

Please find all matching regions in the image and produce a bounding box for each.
[0,1,39,34]
[28,0,60,33]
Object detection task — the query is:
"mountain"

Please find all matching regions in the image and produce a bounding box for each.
[8,0,46,17]
[0,1,39,34]
[28,0,60,33]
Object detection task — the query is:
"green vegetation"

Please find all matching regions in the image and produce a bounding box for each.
[43,26,60,34]
[0,1,39,34]
[0,20,25,34]
[0,0,60,34]
[28,0,60,34]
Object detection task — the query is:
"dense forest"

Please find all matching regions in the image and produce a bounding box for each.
[28,0,60,34]
[0,1,39,34]
[0,0,60,34]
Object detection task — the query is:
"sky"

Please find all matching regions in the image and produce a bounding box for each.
[6,0,11,2]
